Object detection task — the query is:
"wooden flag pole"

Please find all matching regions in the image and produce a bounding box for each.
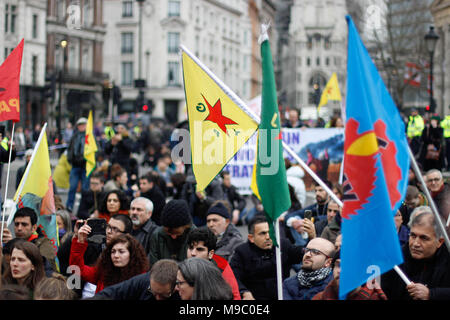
[1,122,15,244]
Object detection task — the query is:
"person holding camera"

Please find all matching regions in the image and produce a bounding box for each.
[69,219,149,294]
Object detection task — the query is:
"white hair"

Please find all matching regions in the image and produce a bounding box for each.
[131,197,153,213]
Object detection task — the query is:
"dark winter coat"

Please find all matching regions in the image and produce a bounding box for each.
[381,244,450,300]
[148,225,195,265]
[229,239,303,300]
[141,185,166,226]
[283,270,333,300]
[215,223,245,262]
[131,218,158,256]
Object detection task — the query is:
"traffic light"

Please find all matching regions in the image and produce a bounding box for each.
[135,90,145,113]
[426,105,430,112]
[44,73,56,101]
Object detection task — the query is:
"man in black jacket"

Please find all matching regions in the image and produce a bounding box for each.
[229,215,303,300]
[94,259,180,300]
[76,172,105,220]
[381,206,450,300]
[220,170,247,225]
[130,197,158,255]
[136,173,166,226]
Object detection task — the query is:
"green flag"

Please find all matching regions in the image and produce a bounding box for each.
[255,31,291,247]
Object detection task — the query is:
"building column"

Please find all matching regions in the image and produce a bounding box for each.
[154,98,164,118]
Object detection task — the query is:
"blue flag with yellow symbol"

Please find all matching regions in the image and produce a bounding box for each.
[339,16,410,299]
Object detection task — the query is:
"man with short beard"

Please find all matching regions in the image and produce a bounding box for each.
[283,237,335,300]
[130,197,158,255]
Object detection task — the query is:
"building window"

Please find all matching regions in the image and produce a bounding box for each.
[5,4,17,34]
[122,1,133,17]
[32,55,38,85]
[32,14,38,38]
[325,57,330,66]
[83,0,93,26]
[121,62,133,86]
[121,32,134,54]
[306,57,311,66]
[316,57,320,66]
[168,32,180,53]
[56,1,66,22]
[168,0,180,17]
[168,61,179,86]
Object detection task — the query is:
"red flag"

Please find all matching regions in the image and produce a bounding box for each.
[0,39,24,122]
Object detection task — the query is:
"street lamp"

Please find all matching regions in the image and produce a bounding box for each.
[58,39,68,139]
[135,0,147,113]
[424,26,439,114]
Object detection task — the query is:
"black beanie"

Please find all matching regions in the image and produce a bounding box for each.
[160,199,192,228]
[206,202,230,220]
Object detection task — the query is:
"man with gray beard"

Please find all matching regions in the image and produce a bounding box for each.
[130,197,158,255]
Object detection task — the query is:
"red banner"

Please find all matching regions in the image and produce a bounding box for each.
[0,39,24,122]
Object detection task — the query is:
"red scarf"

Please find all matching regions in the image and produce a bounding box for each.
[431,183,445,198]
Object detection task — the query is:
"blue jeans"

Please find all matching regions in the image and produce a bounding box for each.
[66,167,90,211]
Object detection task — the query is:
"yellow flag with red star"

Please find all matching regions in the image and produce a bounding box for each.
[317,72,342,112]
[84,110,97,177]
[181,46,258,192]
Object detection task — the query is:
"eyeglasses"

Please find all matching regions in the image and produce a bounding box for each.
[106,225,124,233]
[427,178,441,183]
[147,285,172,299]
[303,247,330,259]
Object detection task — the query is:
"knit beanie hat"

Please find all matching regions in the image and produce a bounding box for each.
[206,202,230,220]
[160,199,192,228]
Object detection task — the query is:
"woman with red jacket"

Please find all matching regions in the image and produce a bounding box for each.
[69,221,149,293]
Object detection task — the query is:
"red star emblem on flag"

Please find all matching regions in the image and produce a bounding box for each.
[201,94,237,134]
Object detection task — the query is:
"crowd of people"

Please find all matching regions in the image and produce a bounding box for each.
[0,107,449,301]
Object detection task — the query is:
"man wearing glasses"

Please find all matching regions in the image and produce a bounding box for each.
[283,237,335,300]
[425,169,450,227]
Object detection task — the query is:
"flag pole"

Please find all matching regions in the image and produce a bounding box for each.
[275,216,283,300]
[6,123,48,227]
[1,122,16,244]
[408,146,450,253]
[179,45,342,207]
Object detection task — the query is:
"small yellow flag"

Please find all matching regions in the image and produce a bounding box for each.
[181,49,258,192]
[317,72,342,112]
[84,110,98,177]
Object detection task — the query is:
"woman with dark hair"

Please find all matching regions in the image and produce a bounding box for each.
[96,189,130,222]
[2,241,46,298]
[69,227,149,293]
[176,258,233,300]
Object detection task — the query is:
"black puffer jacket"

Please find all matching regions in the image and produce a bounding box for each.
[229,239,303,300]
